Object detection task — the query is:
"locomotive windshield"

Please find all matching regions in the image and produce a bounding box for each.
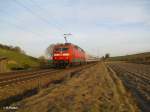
[55,47,69,51]
[62,48,69,51]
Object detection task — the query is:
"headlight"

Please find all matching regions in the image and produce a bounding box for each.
[62,53,70,56]
[54,54,60,56]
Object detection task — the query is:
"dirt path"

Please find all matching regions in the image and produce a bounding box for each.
[6,62,139,112]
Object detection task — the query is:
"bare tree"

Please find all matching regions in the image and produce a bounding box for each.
[45,44,55,59]
[13,46,21,52]
[105,53,110,59]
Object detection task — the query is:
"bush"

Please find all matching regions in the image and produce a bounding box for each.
[7,63,24,70]
[23,64,31,69]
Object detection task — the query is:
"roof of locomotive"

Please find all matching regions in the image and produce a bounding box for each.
[54,43,85,52]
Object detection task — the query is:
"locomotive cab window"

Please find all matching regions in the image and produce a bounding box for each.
[62,48,69,51]
[55,48,69,51]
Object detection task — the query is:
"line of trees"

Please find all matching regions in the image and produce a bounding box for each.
[0,43,25,54]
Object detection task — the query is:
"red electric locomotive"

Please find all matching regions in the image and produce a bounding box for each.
[52,43,86,67]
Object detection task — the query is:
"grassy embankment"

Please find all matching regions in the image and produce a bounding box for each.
[0,47,39,71]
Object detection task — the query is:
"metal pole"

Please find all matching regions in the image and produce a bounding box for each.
[64,33,72,43]
[64,36,67,43]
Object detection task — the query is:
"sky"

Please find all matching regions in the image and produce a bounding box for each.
[0,0,150,57]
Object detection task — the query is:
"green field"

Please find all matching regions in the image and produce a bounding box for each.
[0,47,40,70]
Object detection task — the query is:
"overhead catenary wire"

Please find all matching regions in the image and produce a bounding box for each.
[29,0,76,42]
[0,9,44,37]
[29,0,75,42]
[15,0,77,43]
[29,0,65,33]
[1,0,74,43]
[0,18,44,38]
[13,0,64,34]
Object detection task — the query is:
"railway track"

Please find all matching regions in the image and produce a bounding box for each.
[0,63,97,87]
[0,69,59,87]
[0,69,55,79]
[108,63,150,112]
[0,63,98,108]
[0,69,45,77]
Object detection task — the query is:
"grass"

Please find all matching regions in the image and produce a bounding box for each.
[14,62,139,112]
[0,47,39,70]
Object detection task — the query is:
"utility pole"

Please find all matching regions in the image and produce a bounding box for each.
[64,33,72,43]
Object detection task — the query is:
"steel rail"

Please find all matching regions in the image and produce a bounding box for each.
[0,63,97,87]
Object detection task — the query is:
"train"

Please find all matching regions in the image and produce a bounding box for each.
[52,43,99,68]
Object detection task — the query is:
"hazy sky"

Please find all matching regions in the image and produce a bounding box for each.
[0,0,150,57]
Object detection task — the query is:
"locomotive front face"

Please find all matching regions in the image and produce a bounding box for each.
[53,45,71,67]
